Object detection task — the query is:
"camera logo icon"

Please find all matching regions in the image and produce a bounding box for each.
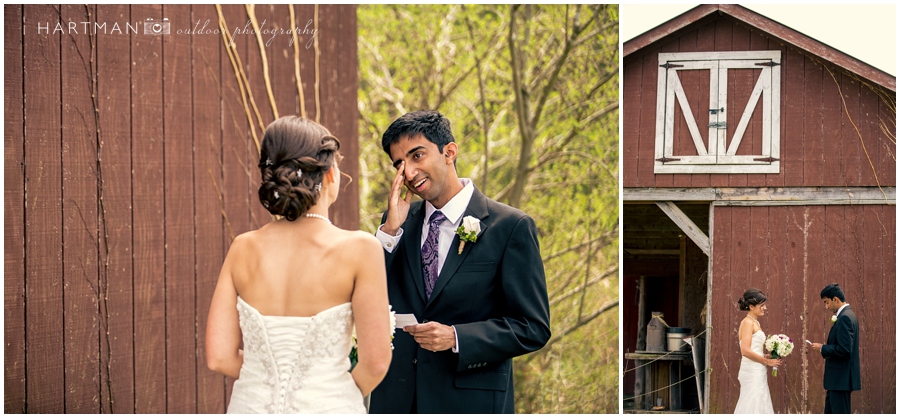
[144,18,170,35]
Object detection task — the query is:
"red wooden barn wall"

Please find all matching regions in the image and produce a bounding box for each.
[623,13,896,189]
[708,205,895,413]
[4,4,359,413]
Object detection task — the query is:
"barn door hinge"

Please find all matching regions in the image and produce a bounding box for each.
[753,157,780,162]
[656,157,681,163]
[755,61,781,67]
[660,62,684,69]
[707,121,727,129]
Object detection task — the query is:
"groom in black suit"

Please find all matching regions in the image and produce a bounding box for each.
[369,110,551,413]
[810,283,860,414]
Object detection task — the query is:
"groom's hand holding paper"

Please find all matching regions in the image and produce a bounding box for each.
[404,321,457,352]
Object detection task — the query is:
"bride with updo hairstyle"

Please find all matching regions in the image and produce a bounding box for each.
[205,116,392,413]
[258,116,341,221]
[733,287,781,414]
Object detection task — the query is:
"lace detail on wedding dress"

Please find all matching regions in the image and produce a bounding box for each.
[233,298,361,414]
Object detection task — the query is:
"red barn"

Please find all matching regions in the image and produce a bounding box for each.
[622,5,895,414]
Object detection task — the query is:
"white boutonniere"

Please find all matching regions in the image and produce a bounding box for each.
[831,315,837,324]
[456,216,481,254]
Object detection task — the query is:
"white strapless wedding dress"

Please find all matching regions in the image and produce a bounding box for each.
[733,330,774,414]
[227,297,366,414]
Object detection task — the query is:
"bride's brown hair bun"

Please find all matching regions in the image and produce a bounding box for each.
[258,116,341,221]
[738,288,767,311]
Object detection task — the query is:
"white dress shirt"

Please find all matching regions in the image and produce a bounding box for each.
[376,178,476,353]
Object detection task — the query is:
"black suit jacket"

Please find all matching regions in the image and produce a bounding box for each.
[820,305,860,392]
[370,187,551,413]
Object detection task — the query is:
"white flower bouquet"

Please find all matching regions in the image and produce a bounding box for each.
[764,333,794,376]
[350,306,397,370]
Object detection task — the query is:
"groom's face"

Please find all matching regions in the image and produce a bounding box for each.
[821,297,839,313]
[389,134,457,206]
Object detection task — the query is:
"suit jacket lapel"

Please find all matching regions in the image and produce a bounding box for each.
[403,203,427,303]
[426,188,491,309]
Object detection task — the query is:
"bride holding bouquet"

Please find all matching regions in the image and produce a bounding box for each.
[733,288,783,414]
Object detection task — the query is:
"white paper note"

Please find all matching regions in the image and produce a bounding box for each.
[394,313,419,328]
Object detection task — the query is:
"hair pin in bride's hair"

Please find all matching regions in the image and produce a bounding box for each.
[315,183,322,193]
[297,168,303,179]
[265,158,273,167]
[274,191,280,199]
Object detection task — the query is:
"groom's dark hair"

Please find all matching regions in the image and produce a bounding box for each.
[820,283,845,302]
[381,110,455,156]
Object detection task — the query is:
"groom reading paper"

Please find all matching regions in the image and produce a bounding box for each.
[810,283,860,414]
[370,110,551,413]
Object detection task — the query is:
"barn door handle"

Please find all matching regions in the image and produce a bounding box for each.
[709,107,724,115]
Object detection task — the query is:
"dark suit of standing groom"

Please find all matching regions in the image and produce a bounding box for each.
[811,283,860,414]
[369,111,551,413]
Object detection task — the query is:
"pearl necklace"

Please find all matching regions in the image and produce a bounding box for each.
[304,213,331,224]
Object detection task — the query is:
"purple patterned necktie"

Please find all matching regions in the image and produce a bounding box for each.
[422,210,446,299]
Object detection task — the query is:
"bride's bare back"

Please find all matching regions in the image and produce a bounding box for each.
[230,218,373,317]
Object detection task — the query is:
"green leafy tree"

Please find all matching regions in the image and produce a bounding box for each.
[358,5,619,413]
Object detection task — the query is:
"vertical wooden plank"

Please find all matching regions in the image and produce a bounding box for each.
[96,4,135,413]
[803,206,826,413]
[622,55,642,188]
[95,5,138,413]
[745,28,769,188]
[220,4,252,239]
[192,4,226,413]
[881,206,896,412]
[23,4,65,412]
[747,206,767,302]
[839,73,861,186]
[4,4,27,413]
[270,4,298,118]
[295,4,318,122]
[330,4,360,229]
[725,22,750,187]
[131,3,167,413]
[784,206,807,412]
[690,22,716,188]
[821,63,843,187]
[763,39,787,188]
[220,4,252,408]
[671,30,697,189]
[857,84,878,187]
[708,206,730,413]
[654,39,679,189]
[59,4,100,413]
[861,205,883,411]
[636,50,658,188]
[877,95,897,185]
[162,4,197,412]
[801,57,824,187]
[733,205,755,410]
[841,205,865,408]
[236,5,264,242]
[813,205,844,411]
[764,206,787,411]
[779,48,805,188]
[708,18,731,188]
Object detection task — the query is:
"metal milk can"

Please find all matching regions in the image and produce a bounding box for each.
[647,311,668,352]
